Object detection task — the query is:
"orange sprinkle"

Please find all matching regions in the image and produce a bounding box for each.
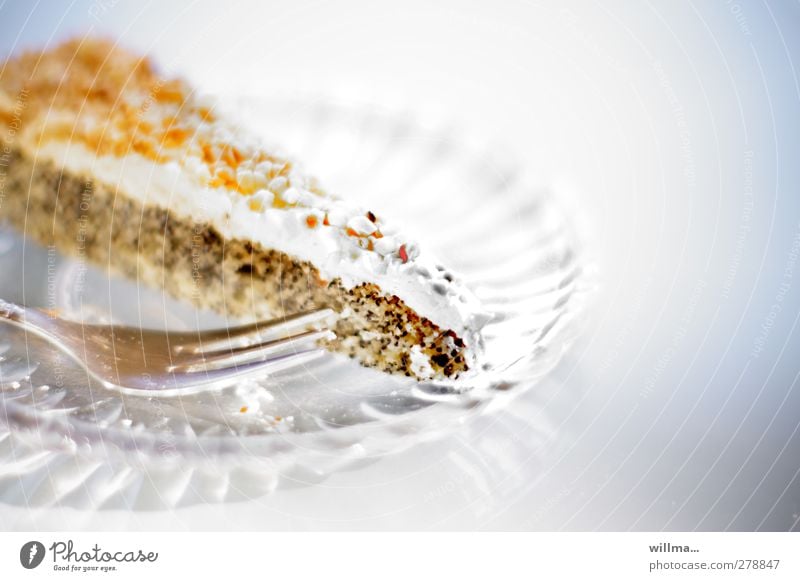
[221,146,239,168]
[240,406,248,413]
[306,215,318,228]
[373,231,383,239]
[154,80,185,104]
[216,168,235,182]
[112,142,128,156]
[131,139,164,162]
[323,214,330,226]
[161,127,189,148]
[201,143,216,164]
[197,107,215,122]
[367,239,374,251]
[346,227,359,237]
[231,147,245,165]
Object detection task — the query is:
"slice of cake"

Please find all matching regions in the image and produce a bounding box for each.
[0,37,489,381]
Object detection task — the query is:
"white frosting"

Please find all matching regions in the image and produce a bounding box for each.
[409,345,436,380]
[33,140,490,351]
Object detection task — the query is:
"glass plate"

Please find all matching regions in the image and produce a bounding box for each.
[0,96,591,508]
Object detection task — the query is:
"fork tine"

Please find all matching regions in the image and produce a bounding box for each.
[207,348,325,381]
[141,349,327,397]
[173,308,336,355]
[169,328,335,373]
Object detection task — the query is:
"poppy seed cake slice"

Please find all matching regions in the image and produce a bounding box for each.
[0,38,489,381]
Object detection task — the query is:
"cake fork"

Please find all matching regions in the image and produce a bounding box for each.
[0,298,335,396]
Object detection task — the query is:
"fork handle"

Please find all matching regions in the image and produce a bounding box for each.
[0,298,51,332]
[0,298,68,356]
[0,298,27,323]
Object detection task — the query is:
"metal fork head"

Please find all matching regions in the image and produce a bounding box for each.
[3,302,336,396]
